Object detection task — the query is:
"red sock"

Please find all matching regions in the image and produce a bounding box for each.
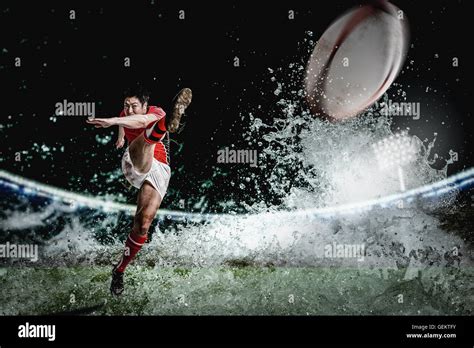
[115,230,147,273]
[144,118,167,144]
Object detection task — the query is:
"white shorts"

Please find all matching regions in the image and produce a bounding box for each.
[121,148,171,200]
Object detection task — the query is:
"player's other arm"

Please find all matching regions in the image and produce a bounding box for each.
[115,126,125,149]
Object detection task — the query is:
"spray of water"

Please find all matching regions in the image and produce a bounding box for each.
[1,33,471,315]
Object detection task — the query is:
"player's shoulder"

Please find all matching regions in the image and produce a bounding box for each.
[148,105,166,116]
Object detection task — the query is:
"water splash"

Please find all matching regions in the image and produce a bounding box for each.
[1,33,472,315]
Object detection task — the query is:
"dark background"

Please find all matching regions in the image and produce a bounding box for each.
[1,0,473,212]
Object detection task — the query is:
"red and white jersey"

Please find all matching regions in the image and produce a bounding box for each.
[119,106,170,165]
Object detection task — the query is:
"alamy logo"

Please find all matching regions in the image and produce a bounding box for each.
[217,147,258,168]
[18,322,56,341]
[378,100,420,120]
[55,99,96,118]
[0,242,38,262]
[324,243,365,262]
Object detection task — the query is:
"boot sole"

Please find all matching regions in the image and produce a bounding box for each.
[167,88,192,133]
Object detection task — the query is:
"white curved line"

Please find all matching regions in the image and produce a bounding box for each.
[0,168,473,221]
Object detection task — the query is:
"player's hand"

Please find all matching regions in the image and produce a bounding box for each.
[86,117,116,128]
[115,138,125,149]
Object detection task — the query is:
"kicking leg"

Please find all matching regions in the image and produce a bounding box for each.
[128,113,168,172]
[128,134,156,174]
[111,182,162,296]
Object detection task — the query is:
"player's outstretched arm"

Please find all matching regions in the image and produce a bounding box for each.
[86,114,158,129]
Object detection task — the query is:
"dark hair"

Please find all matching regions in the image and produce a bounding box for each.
[124,86,150,106]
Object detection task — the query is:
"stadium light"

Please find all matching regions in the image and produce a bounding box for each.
[371,131,418,192]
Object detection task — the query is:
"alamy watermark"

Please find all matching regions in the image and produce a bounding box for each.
[377,100,420,120]
[0,242,38,262]
[217,147,258,168]
[55,99,96,118]
[324,242,365,262]
[18,322,55,341]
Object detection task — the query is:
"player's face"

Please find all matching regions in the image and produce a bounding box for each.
[123,97,147,116]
